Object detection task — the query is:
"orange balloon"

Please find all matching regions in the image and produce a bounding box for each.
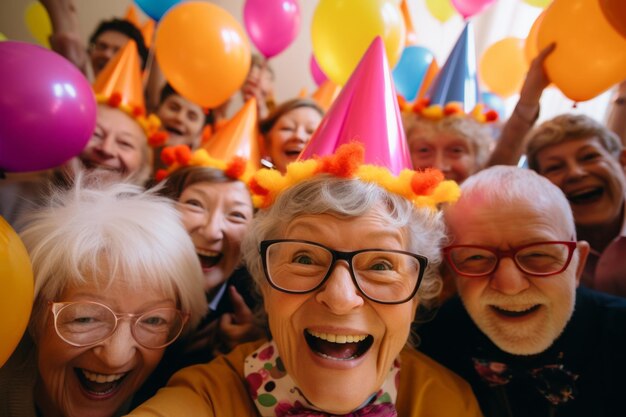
[155,1,251,108]
[600,0,626,39]
[524,11,545,64]
[479,37,528,98]
[538,0,626,102]
[0,216,34,367]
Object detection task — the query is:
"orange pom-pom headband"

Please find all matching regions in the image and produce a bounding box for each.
[401,97,499,123]
[96,93,168,147]
[249,142,461,210]
[154,145,252,184]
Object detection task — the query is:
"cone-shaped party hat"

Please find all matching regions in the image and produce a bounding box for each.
[311,79,341,112]
[299,37,412,175]
[416,59,439,100]
[92,40,145,111]
[202,97,261,170]
[124,4,141,28]
[426,22,479,113]
[92,41,166,146]
[141,19,155,49]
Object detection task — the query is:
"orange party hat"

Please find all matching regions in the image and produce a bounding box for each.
[311,79,341,112]
[124,4,142,28]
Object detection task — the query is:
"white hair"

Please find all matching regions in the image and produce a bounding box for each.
[20,175,207,337]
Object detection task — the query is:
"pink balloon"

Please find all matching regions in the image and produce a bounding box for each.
[309,54,328,86]
[0,41,96,173]
[243,0,300,59]
[451,0,497,19]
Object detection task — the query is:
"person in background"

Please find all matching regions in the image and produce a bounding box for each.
[125,143,482,417]
[525,113,626,298]
[132,160,262,406]
[418,166,626,417]
[155,84,209,149]
[0,176,207,417]
[40,0,148,79]
[402,111,494,183]
[259,98,324,173]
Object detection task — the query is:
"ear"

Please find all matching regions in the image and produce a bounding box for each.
[574,240,590,287]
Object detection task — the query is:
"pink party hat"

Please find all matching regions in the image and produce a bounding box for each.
[298,37,412,174]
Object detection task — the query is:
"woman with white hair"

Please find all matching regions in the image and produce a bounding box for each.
[0,177,207,417]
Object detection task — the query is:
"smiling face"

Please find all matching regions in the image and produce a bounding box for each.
[408,132,479,183]
[75,105,147,182]
[533,136,626,227]
[156,94,205,148]
[447,197,588,355]
[34,279,174,417]
[178,181,253,292]
[261,210,418,414]
[265,107,323,173]
[89,30,131,76]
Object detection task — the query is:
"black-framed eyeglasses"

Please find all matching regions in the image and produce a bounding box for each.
[443,241,577,278]
[50,301,189,349]
[260,239,428,304]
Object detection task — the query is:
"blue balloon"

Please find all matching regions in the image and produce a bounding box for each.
[134,0,182,21]
[392,45,435,102]
[481,91,506,120]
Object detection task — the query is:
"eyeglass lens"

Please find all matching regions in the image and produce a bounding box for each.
[54,302,184,348]
[448,243,572,276]
[265,241,422,303]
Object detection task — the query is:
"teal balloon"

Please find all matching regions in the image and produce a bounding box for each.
[134,0,181,21]
[481,91,506,119]
[392,45,435,101]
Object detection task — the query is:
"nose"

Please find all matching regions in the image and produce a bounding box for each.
[199,212,225,241]
[564,161,587,181]
[432,150,451,173]
[92,321,138,368]
[293,125,308,142]
[489,257,530,295]
[94,133,115,157]
[315,262,364,313]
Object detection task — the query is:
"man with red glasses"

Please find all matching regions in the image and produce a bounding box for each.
[418,165,626,417]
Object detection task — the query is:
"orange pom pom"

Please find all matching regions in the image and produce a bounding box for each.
[411,169,444,195]
[107,92,122,108]
[148,131,168,147]
[249,177,269,196]
[155,169,168,182]
[317,143,363,178]
[412,97,430,113]
[225,156,247,179]
[443,102,463,116]
[160,146,177,165]
[174,145,192,165]
[485,110,499,122]
[132,106,145,117]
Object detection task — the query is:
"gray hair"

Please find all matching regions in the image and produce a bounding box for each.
[446,165,576,239]
[526,113,622,171]
[20,175,207,338]
[242,175,446,313]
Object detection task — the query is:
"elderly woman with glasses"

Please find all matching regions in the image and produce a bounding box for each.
[126,143,483,416]
[0,177,207,417]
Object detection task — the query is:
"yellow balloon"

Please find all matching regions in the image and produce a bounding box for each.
[24,2,52,48]
[426,0,457,23]
[537,0,626,102]
[312,0,405,86]
[0,32,7,42]
[523,0,552,8]
[479,37,528,98]
[0,217,34,367]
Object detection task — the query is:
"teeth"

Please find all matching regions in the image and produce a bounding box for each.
[196,248,220,257]
[307,330,368,344]
[82,369,126,383]
[495,304,537,313]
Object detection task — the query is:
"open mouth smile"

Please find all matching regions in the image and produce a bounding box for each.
[75,368,128,399]
[490,304,541,318]
[197,248,222,269]
[304,329,373,361]
[567,186,604,205]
